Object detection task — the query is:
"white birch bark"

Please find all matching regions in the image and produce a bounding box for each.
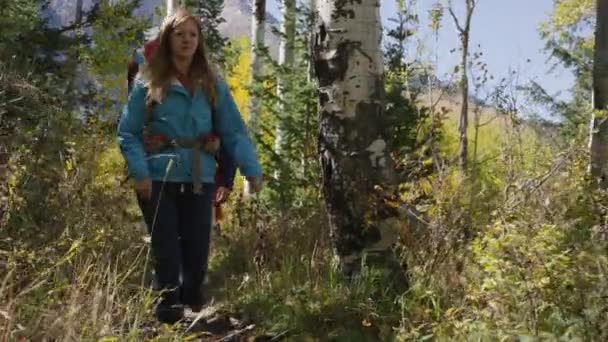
[247,0,266,138]
[166,0,177,15]
[314,0,404,276]
[244,0,267,195]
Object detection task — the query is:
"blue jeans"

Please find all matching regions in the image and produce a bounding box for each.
[139,181,213,305]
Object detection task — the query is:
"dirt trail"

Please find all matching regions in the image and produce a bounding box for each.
[138,303,287,341]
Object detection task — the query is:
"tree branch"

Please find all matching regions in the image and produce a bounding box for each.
[447,2,464,34]
[479,114,499,127]
[464,0,478,31]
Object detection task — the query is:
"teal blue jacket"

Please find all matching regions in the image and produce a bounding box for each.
[117,77,262,184]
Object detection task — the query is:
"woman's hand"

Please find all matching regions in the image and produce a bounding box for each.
[246,176,263,193]
[215,186,231,203]
[135,178,152,200]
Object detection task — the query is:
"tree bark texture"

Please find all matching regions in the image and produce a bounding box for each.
[314,0,400,274]
[274,0,297,157]
[247,0,266,139]
[590,0,608,187]
[243,0,267,195]
[448,0,476,171]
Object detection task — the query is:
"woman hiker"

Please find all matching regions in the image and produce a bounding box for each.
[118,8,263,324]
[127,35,236,233]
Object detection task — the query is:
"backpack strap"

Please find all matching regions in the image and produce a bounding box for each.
[210,101,218,138]
[143,102,153,128]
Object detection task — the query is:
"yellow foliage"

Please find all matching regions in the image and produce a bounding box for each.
[552,0,594,29]
[226,37,252,122]
[418,178,434,197]
[437,100,556,179]
[439,107,502,162]
[92,145,125,194]
[224,38,281,172]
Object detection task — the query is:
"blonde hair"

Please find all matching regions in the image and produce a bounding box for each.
[144,7,217,111]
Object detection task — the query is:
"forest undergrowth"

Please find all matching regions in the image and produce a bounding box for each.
[2,0,608,340]
[2,64,608,340]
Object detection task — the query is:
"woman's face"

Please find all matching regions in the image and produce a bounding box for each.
[169,18,199,60]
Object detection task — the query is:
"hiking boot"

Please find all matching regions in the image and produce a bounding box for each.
[154,290,184,324]
[180,288,207,313]
[155,302,184,324]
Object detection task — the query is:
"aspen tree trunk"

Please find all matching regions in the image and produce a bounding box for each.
[448,0,477,171]
[301,0,317,176]
[274,0,296,158]
[243,0,266,196]
[314,0,403,277]
[167,0,177,15]
[244,0,266,195]
[589,0,608,188]
[75,0,84,24]
[247,0,266,139]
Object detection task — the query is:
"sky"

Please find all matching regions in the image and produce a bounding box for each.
[43,0,577,117]
[45,0,575,109]
[266,0,576,117]
[406,0,574,102]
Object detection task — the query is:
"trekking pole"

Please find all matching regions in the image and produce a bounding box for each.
[140,156,177,289]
